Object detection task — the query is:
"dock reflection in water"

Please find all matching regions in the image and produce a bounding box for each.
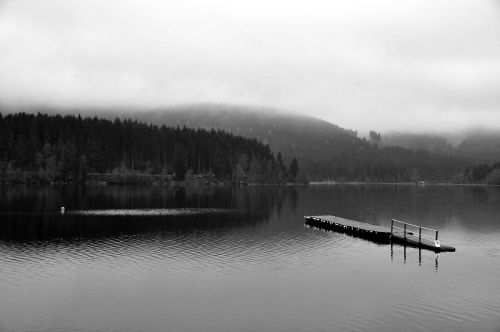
[307,222,441,270]
[390,243,440,271]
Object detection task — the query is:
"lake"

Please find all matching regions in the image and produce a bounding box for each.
[1,184,500,332]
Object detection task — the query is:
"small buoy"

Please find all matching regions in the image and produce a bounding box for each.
[61,206,65,214]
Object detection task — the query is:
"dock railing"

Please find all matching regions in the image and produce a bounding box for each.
[391,219,438,246]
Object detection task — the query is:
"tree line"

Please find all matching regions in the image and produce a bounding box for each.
[0,113,300,184]
[463,163,500,185]
[2,111,494,185]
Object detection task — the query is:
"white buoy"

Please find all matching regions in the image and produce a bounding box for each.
[61,206,65,215]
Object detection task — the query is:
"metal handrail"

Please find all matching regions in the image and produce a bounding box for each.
[392,226,435,239]
[392,219,437,232]
[391,219,439,245]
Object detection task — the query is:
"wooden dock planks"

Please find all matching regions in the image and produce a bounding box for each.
[304,215,391,244]
[304,215,455,252]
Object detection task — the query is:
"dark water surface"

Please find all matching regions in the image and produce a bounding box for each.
[1,184,500,332]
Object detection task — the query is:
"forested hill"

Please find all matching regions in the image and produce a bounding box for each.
[139,104,358,173]
[128,104,369,179]
[0,105,487,183]
[122,104,473,182]
[456,131,500,162]
[0,112,299,184]
[381,133,454,156]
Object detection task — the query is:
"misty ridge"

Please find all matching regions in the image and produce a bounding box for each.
[1,103,500,185]
[380,130,500,161]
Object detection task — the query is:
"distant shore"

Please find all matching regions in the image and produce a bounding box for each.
[309,181,497,186]
[3,171,495,186]
[0,171,307,186]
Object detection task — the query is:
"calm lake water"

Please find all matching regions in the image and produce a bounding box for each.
[1,184,500,332]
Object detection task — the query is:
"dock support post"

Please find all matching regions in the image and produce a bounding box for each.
[419,227,421,246]
[391,219,393,237]
[435,230,438,242]
[404,223,406,240]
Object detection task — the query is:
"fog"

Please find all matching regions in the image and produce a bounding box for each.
[1,0,499,132]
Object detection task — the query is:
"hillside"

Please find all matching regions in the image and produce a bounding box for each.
[381,133,454,156]
[123,104,471,182]
[1,104,482,182]
[456,131,500,162]
[0,112,289,184]
[136,104,359,179]
[381,130,500,162]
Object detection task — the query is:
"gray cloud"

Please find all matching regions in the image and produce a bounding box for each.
[1,0,499,132]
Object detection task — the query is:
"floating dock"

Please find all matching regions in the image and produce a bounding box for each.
[305,215,391,244]
[304,215,455,252]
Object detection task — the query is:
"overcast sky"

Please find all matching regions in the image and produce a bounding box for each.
[0,0,499,132]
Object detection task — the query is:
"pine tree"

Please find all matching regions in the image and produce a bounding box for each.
[276,152,287,183]
[288,158,299,182]
[173,143,188,180]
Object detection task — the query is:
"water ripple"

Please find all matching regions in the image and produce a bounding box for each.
[68,208,230,216]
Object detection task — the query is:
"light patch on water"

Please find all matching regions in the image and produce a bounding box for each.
[67,208,230,216]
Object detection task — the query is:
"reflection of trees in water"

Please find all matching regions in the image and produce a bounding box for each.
[0,186,63,213]
[0,185,298,242]
[288,187,298,210]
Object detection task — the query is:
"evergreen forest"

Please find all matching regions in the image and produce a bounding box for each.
[0,113,299,184]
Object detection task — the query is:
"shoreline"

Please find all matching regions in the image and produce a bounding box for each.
[0,172,307,187]
[1,172,496,187]
[309,181,498,186]
[1,180,497,187]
